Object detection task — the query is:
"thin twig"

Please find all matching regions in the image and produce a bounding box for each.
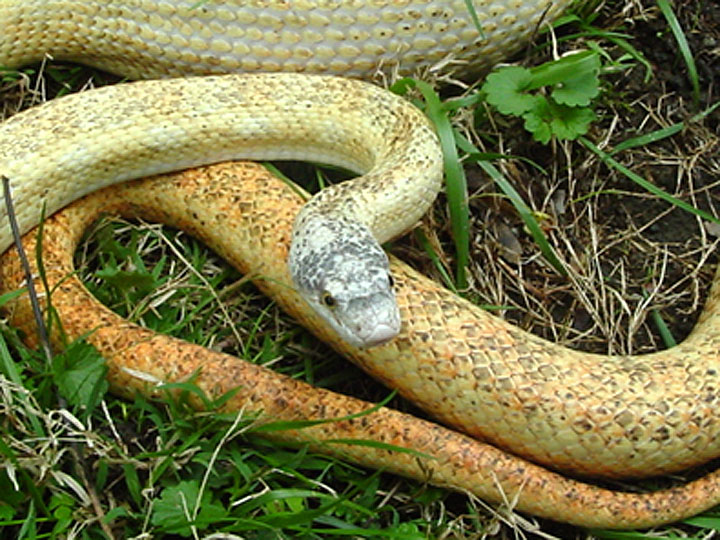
[2,175,53,361]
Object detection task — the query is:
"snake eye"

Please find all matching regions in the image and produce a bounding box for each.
[321,291,336,308]
[388,274,395,288]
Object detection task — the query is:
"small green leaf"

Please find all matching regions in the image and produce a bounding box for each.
[151,480,226,536]
[152,481,198,537]
[387,522,426,539]
[552,70,600,107]
[51,503,72,537]
[52,341,108,413]
[550,104,596,140]
[104,506,130,522]
[482,50,601,143]
[482,66,535,116]
[0,503,14,520]
[522,97,552,144]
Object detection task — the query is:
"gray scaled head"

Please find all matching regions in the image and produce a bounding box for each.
[289,214,400,348]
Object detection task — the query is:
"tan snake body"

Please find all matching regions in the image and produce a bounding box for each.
[3,163,720,530]
[1,0,719,530]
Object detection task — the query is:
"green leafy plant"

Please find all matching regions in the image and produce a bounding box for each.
[481,50,601,143]
[52,341,108,418]
[151,480,227,537]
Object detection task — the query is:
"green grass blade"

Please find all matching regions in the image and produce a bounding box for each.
[253,390,397,433]
[612,101,720,155]
[391,78,470,289]
[0,325,24,386]
[450,124,567,275]
[642,289,677,348]
[650,308,677,348]
[477,160,568,276]
[580,137,720,226]
[579,28,653,82]
[610,123,684,154]
[463,0,484,36]
[527,50,599,90]
[657,0,700,106]
[453,129,549,175]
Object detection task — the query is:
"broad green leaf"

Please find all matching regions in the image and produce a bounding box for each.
[482,66,535,115]
[552,70,600,106]
[52,342,108,414]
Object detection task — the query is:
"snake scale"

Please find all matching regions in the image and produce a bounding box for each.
[0,0,719,530]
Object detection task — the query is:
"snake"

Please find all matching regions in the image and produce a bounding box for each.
[0,0,719,530]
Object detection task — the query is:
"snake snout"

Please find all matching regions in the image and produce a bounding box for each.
[344,290,401,348]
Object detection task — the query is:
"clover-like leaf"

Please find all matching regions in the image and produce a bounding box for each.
[482,50,601,143]
[552,70,600,107]
[482,66,535,116]
[522,96,553,144]
[550,105,596,140]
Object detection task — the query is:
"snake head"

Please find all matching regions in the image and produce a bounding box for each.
[289,214,400,348]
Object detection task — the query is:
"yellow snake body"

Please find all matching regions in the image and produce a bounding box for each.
[1,0,567,79]
[3,163,720,530]
[1,0,720,530]
[0,73,442,255]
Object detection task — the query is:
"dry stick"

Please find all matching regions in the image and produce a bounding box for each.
[2,175,53,361]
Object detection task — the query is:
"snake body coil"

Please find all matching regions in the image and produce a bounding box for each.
[1,0,719,530]
[2,163,720,530]
[1,0,568,79]
[0,73,443,346]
